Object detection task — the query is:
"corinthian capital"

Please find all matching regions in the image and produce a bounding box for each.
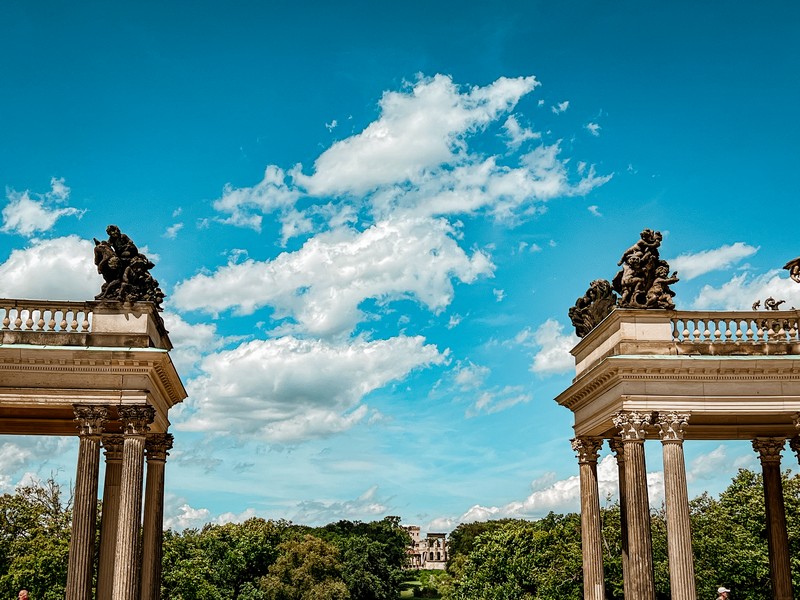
[657,412,690,442]
[73,405,108,437]
[146,433,174,462]
[752,438,785,464]
[117,405,155,436]
[571,437,603,464]
[613,411,652,441]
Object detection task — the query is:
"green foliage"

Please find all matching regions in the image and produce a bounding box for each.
[258,534,350,600]
[445,513,583,600]
[0,478,72,600]
[161,518,290,599]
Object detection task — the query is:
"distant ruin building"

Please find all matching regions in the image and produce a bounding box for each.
[404,526,448,570]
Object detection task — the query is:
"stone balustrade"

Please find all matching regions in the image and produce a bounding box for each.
[573,309,800,377]
[1,299,93,333]
[0,298,171,350]
[671,311,800,343]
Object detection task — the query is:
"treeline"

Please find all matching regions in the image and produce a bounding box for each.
[0,469,798,599]
[437,469,800,599]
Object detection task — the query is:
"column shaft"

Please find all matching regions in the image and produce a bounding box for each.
[66,406,107,600]
[112,405,154,600]
[97,435,123,600]
[614,412,655,599]
[753,438,793,600]
[658,413,695,600]
[572,437,605,600]
[609,438,630,600]
[141,433,173,600]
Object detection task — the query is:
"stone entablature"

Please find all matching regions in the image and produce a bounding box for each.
[558,309,800,440]
[0,299,185,435]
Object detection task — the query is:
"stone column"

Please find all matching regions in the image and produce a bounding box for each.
[752,438,793,600]
[608,437,630,600]
[141,433,174,600]
[112,405,154,600]
[66,405,108,600]
[97,435,123,600]
[657,412,696,600]
[613,411,655,599]
[572,436,605,600]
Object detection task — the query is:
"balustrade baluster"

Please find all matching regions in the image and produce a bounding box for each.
[702,320,711,341]
[37,310,46,330]
[692,320,701,340]
[48,310,57,331]
[1,307,9,330]
[682,320,690,340]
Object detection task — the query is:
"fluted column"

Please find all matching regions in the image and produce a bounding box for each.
[608,437,630,600]
[752,438,793,600]
[657,412,696,600]
[97,435,123,600]
[66,405,108,600]
[112,405,154,600]
[141,433,174,600]
[572,437,605,600]
[613,411,655,599]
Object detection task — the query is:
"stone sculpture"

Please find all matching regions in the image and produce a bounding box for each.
[569,228,680,337]
[569,279,617,338]
[764,297,786,311]
[612,229,679,310]
[784,257,800,284]
[94,225,164,309]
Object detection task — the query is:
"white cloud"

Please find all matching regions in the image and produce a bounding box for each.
[669,242,759,280]
[588,205,602,217]
[292,486,389,526]
[431,454,666,529]
[213,165,301,232]
[467,385,532,416]
[178,335,445,443]
[163,223,184,239]
[173,217,493,337]
[502,115,540,149]
[325,119,338,131]
[551,101,569,114]
[164,500,211,531]
[693,269,800,310]
[161,312,234,379]
[2,178,84,237]
[528,319,578,375]
[0,235,101,300]
[453,361,490,390]
[295,74,540,196]
[585,122,601,136]
[493,288,505,302]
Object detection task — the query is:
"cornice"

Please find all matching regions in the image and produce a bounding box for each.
[558,355,800,411]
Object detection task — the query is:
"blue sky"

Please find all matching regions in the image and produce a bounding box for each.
[1,1,799,531]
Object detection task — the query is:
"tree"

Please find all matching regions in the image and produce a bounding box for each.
[259,534,350,600]
[0,478,72,600]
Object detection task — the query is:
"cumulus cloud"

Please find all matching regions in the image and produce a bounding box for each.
[211,75,610,237]
[164,223,184,239]
[178,335,445,443]
[430,454,665,529]
[2,178,84,236]
[527,319,578,375]
[692,269,800,310]
[503,115,540,149]
[0,236,101,300]
[162,312,236,379]
[174,217,493,337]
[585,122,601,136]
[164,499,211,531]
[292,486,389,526]
[453,361,490,390]
[213,165,301,232]
[588,205,602,217]
[295,74,540,196]
[669,242,759,280]
[551,101,569,114]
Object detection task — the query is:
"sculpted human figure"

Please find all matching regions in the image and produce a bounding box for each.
[617,254,646,306]
[646,265,679,309]
[93,225,164,309]
[784,257,800,284]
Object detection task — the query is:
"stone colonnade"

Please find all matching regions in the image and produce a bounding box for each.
[66,404,173,600]
[573,411,799,600]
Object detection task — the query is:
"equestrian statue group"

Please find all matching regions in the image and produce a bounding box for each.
[93,225,164,310]
[569,228,800,338]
